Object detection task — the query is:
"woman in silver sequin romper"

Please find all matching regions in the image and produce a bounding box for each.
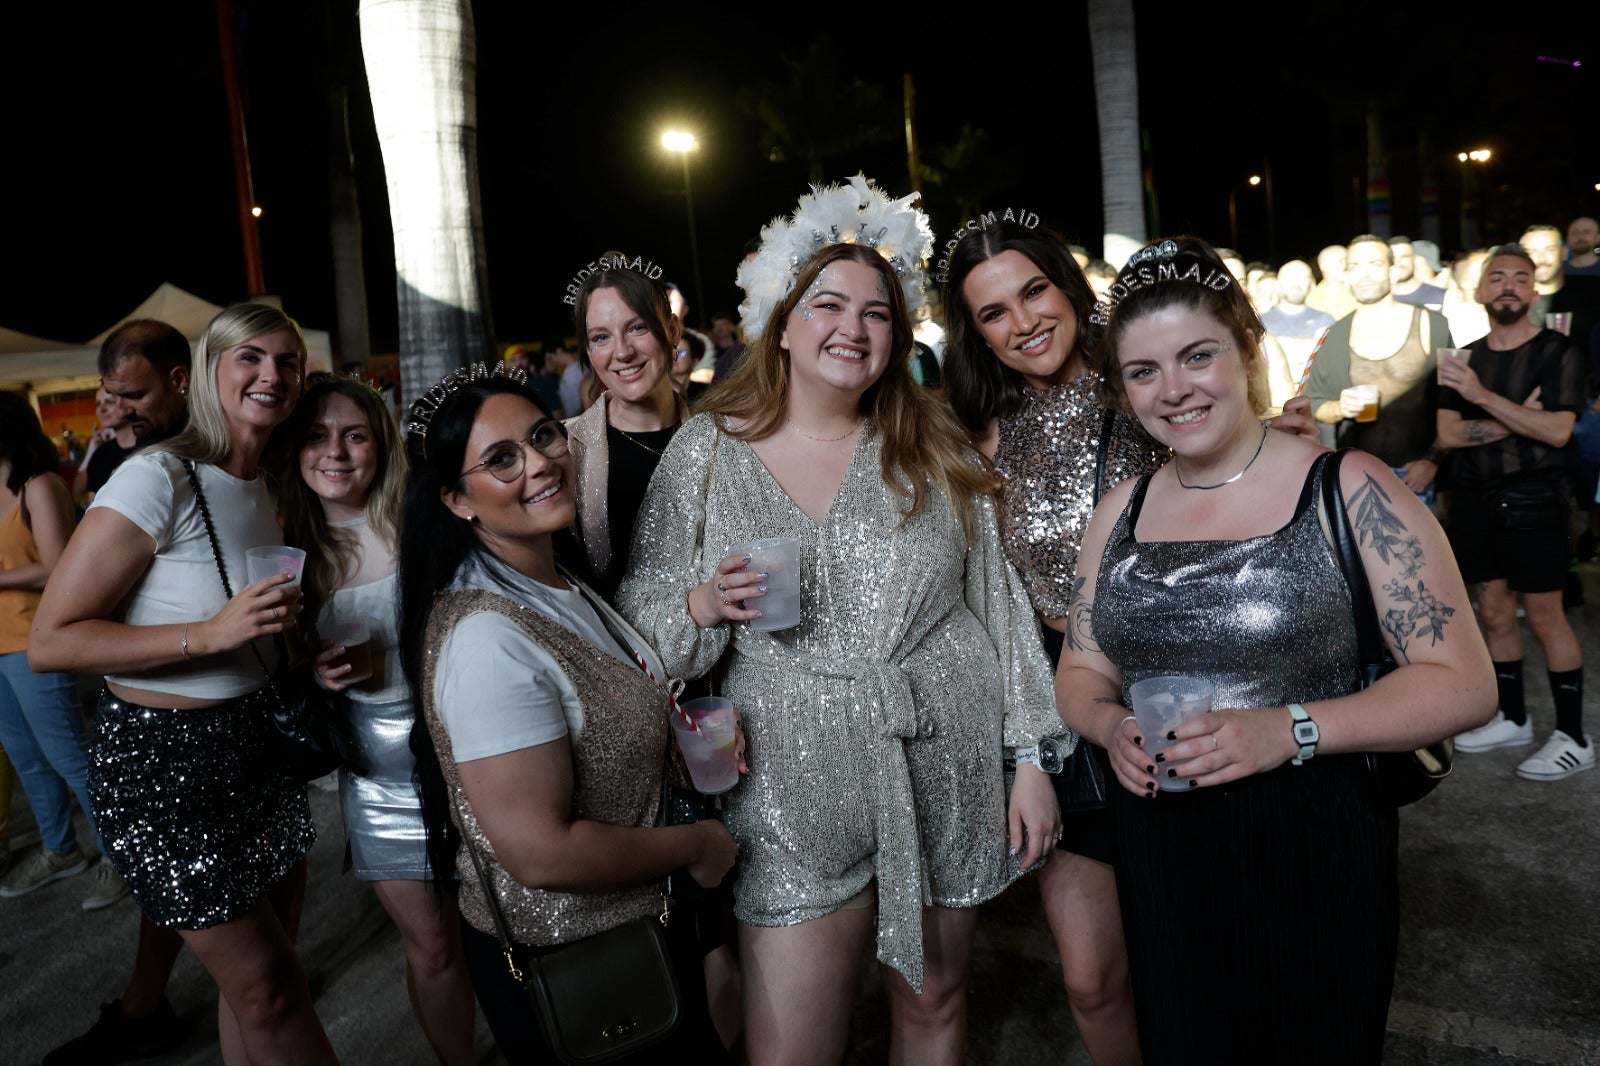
[1058,237,1495,1064]
[31,304,336,1062]
[616,178,1063,1065]
[280,373,477,1063]
[940,218,1161,1065]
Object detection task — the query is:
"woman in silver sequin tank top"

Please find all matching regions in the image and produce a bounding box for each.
[1058,237,1495,1064]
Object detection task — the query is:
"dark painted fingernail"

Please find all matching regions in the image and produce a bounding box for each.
[1155,753,1166,763]
[1133,736,1143,747]
[742,555,752,563]
[1167,768,1177,777]
[1166,730,1176,741]
[1144,781,1154,791]
[1188,780,1199,789]
[1145,764,1155,774]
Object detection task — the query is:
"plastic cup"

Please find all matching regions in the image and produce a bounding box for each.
[1547,311,1573,336]
[729,537,802,632]
[1343,384,1381,423]
[324,616,373,685]
[1436,347,1471,385]
[247,545,308,588]
[1128,675,1216,765]
[671,696,740,794]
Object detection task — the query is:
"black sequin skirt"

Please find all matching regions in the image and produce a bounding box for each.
[87,687,316,930]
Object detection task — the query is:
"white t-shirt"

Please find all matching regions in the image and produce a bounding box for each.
[433,555,662,763]
[88,451,282,699]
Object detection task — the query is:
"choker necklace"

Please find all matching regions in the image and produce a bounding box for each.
[611,422,673,458]
[787,418,862,443]
[1174,423,1269,490]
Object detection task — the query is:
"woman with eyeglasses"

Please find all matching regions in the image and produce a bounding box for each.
[396,364,737,1063]
[279,372,477,1064]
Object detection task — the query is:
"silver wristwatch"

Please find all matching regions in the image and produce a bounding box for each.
[1007,736,1066,774]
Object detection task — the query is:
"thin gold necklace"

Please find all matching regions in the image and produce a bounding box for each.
[612,422,673,458]
[787,418,863,443]
[1174,423,1268,490]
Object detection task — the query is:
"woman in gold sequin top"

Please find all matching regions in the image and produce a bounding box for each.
[397,367,738,1063]
[617,192,1063,1063]
[942,218,1157,1065]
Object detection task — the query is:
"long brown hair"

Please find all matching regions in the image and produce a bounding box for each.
[279,373,409,621]
[697,243,996,538]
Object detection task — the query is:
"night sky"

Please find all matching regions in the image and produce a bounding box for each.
[5,1,1598,359]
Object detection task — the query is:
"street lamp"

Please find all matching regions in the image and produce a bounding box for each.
[661,129,705,325]
[1228,174,1262,252]
[1458,148,1491,250]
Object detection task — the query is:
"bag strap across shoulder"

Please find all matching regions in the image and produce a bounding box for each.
[1318,449,1389,675]
[180,459,283,689]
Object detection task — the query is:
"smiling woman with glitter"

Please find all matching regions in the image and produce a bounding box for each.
[30,303,336,1062]
[615,175,1063,1065]
[1057,236,1495,1064]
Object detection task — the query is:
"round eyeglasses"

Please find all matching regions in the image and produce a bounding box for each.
[459,419,570,483]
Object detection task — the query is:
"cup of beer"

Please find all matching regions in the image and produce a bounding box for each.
[1344,384,1381,423]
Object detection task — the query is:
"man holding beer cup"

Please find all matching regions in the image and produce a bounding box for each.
[1304,233,1455,505]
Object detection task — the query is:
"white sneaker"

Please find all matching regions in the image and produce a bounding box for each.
[1454,711,1535,753]
[1515,731,1596,781]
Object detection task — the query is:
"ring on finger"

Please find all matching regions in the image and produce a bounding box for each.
[717,581,725,592]
[1211,734,1220,752]
[721,595,729,606]
[273,606,282,620]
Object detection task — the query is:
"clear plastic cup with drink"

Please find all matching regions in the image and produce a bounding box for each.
[323,614,373,685]
[1436,347,1472,385]
[671,696,741,794]
[247,545,308,588]
[1128,675,1216,771]
[730,537,802,632]
[1342,384,1380,424]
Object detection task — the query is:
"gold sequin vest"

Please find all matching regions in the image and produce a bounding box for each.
[422,586,670,946]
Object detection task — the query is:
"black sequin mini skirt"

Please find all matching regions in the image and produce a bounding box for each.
[87,687,316,930]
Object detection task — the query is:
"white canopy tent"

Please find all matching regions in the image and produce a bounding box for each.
[1,283,333,396]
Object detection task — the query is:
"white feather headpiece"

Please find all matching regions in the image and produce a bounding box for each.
[735,173,934,342]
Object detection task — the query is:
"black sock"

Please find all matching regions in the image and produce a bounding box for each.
[1549,667,1586,744]
[1495,660,1527,726]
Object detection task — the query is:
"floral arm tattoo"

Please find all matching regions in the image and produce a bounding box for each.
[1065,574,1100,653]
[1348,474,1455,663]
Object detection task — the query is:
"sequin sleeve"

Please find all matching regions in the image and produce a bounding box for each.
[614,414,731,681]
[964,489,1074,751]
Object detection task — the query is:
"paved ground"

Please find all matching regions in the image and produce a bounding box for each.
[4,575,1600,1065]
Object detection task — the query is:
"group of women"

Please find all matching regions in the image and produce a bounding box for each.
[22,173,1496,1066]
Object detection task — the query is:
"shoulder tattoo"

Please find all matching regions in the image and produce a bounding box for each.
[1065,574,1101,654]
[1348,473,1454,661]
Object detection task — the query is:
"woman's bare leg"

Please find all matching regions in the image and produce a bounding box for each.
[371,879,477,1065]
[739,905,876,1066]
[1038,851,1141,1064]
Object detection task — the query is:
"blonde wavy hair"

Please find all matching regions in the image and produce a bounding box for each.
[696,243,996,538]
[151,302,308,467]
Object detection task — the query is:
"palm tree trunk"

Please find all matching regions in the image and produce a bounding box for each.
[329,85,371,371]
[1088,0,1146,267]
[358,0,494,403]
